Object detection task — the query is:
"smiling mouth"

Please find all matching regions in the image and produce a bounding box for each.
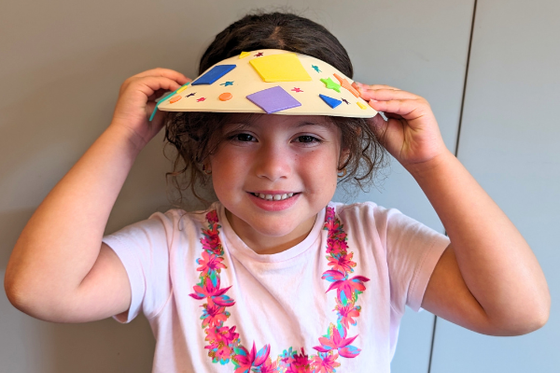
[251,192,296,201]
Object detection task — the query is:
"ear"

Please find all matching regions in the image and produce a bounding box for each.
[202,162,212,175]
[338,148,351,170]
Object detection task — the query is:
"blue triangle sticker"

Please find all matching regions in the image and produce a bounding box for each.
[319,94,342,109]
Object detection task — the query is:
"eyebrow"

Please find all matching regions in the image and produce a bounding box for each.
[296,120,330,127]
[223,116,333,131]
[295,119,338,132]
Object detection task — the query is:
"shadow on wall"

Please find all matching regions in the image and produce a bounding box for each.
[0,38,200,208]
[0,293,155,373]
[48,318,155,373]
[0,210,155,373]
[0,41,206,373]
[0,208,35,271]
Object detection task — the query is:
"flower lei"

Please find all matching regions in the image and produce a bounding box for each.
[189,207,370,372]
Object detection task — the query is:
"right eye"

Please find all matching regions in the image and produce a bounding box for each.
[231,133,256,142]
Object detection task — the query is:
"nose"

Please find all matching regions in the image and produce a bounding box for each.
[254,142,292,181]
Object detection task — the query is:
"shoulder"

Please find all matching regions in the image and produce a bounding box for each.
[103,203,222,249]
[328,201,447,251]
[328,201,404,231]
[140,203,221,230]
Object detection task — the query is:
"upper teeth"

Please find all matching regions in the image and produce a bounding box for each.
[255,193,294,201]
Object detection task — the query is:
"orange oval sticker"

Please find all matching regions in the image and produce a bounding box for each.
[169,95,182,104]
[219,92,233,101]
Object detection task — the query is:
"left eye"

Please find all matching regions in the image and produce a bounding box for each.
[295,135,320,143]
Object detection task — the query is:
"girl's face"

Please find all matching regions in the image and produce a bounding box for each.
[209,114,343,254]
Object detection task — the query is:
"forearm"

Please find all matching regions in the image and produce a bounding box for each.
[5,124,141,313]
[409,150,550,330]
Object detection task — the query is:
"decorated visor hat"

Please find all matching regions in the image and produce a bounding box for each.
[156,49,377,118]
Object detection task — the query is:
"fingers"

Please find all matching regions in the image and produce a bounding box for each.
[369,98,430,123]
[135,76,186,98]
[354,83,401,91]
[131,68,190,85]
[353,82,419,100]
[120,68,190,97]
[113,72,189,123]
[353,82,431,121]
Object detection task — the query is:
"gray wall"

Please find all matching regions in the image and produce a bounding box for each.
[431,1,560,371]
[0,1,557,372]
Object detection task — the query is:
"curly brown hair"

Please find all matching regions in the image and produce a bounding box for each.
[165,11,386,201]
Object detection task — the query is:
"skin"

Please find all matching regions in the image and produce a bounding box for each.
[4,69,550,336]
[209,115,342,254]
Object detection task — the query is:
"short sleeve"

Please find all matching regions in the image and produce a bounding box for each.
[335,202,449,315]
[102,211,175,323]
[383,208,449,313]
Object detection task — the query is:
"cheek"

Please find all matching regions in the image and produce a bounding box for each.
[299,149,339,188]
[209,152,238,194]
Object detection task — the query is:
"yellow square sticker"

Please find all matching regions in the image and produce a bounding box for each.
[250,53,312,82]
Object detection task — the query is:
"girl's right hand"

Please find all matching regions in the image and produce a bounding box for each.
[110,68,190,150]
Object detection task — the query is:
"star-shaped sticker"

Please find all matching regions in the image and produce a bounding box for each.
[220,81,234,86]
[312,65,321,73]
[333,73,360,98]
[254,52,264,57]
[197,97,206,102]
[186,93,196,98]
[320,77,341,93]
[291,87,303,93]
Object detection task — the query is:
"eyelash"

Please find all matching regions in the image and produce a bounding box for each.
[230,133,256,142]
[294,135,321,144]
[227,133,323,145]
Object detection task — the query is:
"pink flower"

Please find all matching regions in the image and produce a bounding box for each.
[215,345,234,361]
[279,348,295,368]
[206,210,219,224]
[325,207,335,222]
[311,352,341,373]
[326,238,348,256]
[322,271,369,302]
[286,348,312,373]
[205,325,239,347]
[335,299,361,329]
[313,327,361,358]
[201,304,228,328]
[189,277,234,307]
[205,341,234,362]
[197,250,226,275]
[258,358,279,373]
[327,252,356,274]
[201,229,222,255]
[233,342,270,373]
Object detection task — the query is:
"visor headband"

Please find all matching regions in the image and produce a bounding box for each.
[157,49,376,118]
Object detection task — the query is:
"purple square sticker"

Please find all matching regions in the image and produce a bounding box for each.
[246,86,301,114]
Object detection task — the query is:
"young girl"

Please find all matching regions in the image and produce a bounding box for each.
[5,12,550,373]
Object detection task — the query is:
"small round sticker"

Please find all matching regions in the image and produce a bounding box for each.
[219,92,233,101]
[169,95,182,104]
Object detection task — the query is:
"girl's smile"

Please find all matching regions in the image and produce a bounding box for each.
[209,114,344,254]
[247,190,300,212]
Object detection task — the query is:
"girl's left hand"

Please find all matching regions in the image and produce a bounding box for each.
[354,83,449,169]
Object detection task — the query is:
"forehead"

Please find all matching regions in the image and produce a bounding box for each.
[223,114,338,131]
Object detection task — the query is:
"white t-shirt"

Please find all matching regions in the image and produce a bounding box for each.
[103,201,449,373]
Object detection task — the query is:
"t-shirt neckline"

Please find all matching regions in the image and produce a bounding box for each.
[216,202,328,263]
